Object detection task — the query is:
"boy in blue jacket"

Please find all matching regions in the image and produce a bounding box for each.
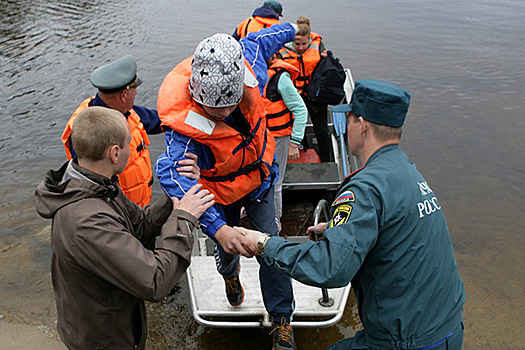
[156,24,299,350]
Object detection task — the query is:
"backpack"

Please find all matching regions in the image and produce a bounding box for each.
[306,50,346,105]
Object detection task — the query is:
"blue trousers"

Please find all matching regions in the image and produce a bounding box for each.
[326,321,464,350]
[214,185,295,321]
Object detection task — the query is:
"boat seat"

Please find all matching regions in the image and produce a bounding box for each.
[288,149,321,164]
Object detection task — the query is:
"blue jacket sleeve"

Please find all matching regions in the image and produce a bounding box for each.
[155,129,227,238]
[132,105,163,134]
[240,23,297,95]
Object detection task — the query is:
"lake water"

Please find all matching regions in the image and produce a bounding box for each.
[1,0,524,348]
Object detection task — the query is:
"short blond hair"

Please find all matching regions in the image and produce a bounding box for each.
[371,123,403,142]
[71,107,128,161]
[348,113,402,142]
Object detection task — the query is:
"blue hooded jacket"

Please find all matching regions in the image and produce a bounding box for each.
[156,24,296,238]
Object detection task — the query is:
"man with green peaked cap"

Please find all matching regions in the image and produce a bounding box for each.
[61,55,199,207]
[238,79,466,349]
[89,54,143,92]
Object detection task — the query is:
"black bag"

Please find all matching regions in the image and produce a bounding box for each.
[306,50,346,105]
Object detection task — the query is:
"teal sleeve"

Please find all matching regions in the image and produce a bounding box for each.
[319,40,326,53]
[263,181,380,288]
[277,72,307,145]
[263,227,362,288]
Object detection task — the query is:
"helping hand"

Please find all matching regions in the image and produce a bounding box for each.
[172,183,215,219]
[234,226,265,256]
[176,153,200,180]
[215,225,258,257]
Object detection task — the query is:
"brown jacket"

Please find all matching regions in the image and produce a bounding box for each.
[35,160,196,349]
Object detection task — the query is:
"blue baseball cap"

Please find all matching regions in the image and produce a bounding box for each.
[90,55,142,93]
[332,79,411,127]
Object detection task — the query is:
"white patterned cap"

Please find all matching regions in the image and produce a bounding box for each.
[189,33,245,108]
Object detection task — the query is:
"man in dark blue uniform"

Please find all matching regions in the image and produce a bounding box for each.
[239,79,466,349]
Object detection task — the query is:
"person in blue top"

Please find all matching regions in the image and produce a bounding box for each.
[232,1,283,40]
[238,79,466,350]
[155,24,299,350]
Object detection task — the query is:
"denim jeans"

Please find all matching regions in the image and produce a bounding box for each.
[214,185,295,320]
[274,135,290,222]
[326,321,464,350]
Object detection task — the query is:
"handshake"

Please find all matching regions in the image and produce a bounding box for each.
[213,225,265,258]
[213,222,329,258]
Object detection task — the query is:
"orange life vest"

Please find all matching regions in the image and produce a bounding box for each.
[157,56,275,205]
[278,32,322,96]
[235,16,281,39]
[263,59,300,137]
[61,98,153,207]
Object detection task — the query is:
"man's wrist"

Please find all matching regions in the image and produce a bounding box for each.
[257,233,270,256]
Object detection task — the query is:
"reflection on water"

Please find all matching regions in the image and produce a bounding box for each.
[1,0,524,348]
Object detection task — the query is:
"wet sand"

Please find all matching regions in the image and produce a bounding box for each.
[0,321,66,350]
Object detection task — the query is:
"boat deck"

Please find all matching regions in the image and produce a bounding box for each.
[187,236,351,328]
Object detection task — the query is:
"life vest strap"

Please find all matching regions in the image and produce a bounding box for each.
[202,128,269,183]
[233,117,262,155]
[267,108,290,119]
[201,159,262,183]
[243,18,253,37]
[268,119,293,132]
[136,139,146,152]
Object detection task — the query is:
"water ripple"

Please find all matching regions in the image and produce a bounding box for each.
[1,0,130,81]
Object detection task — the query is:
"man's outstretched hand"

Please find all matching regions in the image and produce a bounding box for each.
[172,183,215,219]
[215,225,258,257]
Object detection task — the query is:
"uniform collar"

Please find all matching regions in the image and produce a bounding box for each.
[366,144,400,165]
[93,94,131,118]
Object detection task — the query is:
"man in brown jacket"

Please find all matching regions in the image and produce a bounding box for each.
[35,107,215,349]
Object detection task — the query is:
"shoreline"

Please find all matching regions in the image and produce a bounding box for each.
[0,321,66,350]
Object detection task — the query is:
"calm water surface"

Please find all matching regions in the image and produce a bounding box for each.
[1,0,524,348]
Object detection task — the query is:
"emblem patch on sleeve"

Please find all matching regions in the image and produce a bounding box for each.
[328,204,353,228]
[332,191,355,206]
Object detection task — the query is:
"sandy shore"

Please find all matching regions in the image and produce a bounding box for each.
[0,321,66,349]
